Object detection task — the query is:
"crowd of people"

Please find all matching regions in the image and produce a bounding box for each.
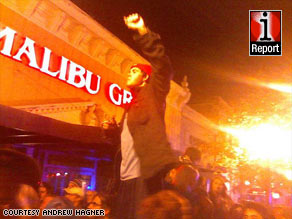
[1,147,291,219]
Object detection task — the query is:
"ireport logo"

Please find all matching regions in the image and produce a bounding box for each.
[249,10,282,56]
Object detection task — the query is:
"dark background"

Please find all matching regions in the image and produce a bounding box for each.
[70,0,291,110]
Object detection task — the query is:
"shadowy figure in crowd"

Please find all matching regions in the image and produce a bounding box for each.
[0,148,41,218]
[87,193,111,218]
[242,201,273,219]
[43,195,76,219]
[230,203,244,219]
[179,147,202,167]
[64,179,85,209]
[164,164,199,200]
[178,147,214,218]
[138,190,192,219]
[39,181,54,209]
[43,179,82,218]
[116,12,178,219]
[86,190,97,206]
[209,176,233,219]
[192,176,214,219]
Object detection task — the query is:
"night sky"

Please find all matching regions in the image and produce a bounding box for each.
[70,0,291,109]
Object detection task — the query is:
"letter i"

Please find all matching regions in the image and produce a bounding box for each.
[260,12,271,41]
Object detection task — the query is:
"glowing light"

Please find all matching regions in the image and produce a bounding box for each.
[245,180,251,186]
[221,74,292,95]
[281,169,292,181]
[221,110,292,180]
[218,71,292,95]
[262,83,292,94]
[222,123,292,162]
[225,182,231,191]
[56,173,61,176]
[64,172,68,176]
[272,192,280,199]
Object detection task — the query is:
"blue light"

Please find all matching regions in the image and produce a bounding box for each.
[87,185,91,190]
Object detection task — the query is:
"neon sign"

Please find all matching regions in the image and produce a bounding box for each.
[0,26,132,106]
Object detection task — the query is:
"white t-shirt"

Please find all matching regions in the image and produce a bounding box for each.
[120,114,141,180]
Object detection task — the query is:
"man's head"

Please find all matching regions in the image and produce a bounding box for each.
[184,147,201,165]
[39,182,53,202]
[0,149,40,190]
[126,64,152,88]
[138,190,192,219]
[243,201,270,219]
[0,149,41,210]
[165,165,199,196]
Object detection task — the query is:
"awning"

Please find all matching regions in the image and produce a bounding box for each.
[0,104,118,158]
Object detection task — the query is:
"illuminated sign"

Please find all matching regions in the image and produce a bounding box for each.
[0,26,132,106]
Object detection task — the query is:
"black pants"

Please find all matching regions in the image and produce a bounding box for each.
[115,164,178,219]
[115,177,146,219]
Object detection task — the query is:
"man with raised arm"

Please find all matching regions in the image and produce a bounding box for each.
[116,13,179,218]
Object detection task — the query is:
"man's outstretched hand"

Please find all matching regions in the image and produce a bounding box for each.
[124,13,148,35]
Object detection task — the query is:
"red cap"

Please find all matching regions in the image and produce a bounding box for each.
[131,64,152,76]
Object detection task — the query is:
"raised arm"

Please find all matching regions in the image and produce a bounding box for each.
[124,13,174,101]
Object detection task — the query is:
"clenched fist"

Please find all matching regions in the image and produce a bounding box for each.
[124,13,148,35]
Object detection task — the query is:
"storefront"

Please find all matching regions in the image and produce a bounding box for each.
[0,103,117,193]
